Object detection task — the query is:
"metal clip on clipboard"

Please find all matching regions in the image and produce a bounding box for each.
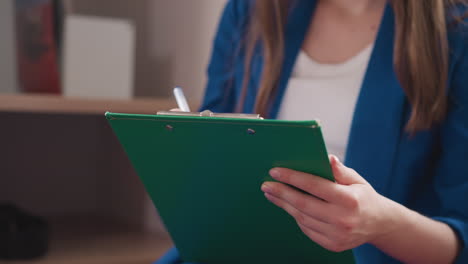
[157,110,264,120]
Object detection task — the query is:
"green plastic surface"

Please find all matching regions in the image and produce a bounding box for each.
[106,112,355,264]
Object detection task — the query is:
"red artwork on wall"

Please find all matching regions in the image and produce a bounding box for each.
[16,0,61,94]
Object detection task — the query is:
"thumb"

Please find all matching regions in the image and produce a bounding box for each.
[329,155,368,185]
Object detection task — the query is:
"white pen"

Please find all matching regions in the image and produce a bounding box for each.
[173,87,191,112]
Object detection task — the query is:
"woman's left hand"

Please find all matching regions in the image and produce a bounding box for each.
[261,155,398,252]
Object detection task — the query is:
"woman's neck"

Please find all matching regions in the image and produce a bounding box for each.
[302,0,386,64]
[322,0,386,17]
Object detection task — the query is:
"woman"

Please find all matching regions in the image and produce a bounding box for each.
[157,0,468,263]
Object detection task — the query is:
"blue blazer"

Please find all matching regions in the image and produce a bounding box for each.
[159,1,468,263]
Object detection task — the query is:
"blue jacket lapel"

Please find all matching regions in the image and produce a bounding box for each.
[345,5,406,194]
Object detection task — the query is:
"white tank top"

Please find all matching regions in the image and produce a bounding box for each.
[277,45,374,161]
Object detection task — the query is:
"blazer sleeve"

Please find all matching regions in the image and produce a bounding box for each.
[198,0,250,112]
[431,28,468,263]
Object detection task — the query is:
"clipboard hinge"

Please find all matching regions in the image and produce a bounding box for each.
[157,110,264,120]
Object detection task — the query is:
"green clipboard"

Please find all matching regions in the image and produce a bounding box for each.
[106,111,355,264]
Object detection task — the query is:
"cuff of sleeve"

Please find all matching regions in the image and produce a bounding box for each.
[433,216,468,264]
[154,247,181,264]
[153,247,203,264]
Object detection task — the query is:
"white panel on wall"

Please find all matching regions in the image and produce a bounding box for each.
[63,15,135,99]
[0,0,18,93]
[65,0,226,101]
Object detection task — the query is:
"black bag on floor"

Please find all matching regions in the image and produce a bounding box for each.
[0,203,49,260]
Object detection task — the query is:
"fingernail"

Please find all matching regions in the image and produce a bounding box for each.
[332,155,341,165]
[270,169,281,179]
[261,183,272,193]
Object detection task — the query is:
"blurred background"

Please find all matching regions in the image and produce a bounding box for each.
[0,0,225,263]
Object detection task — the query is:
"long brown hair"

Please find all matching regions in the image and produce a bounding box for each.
[241,0,467,132]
